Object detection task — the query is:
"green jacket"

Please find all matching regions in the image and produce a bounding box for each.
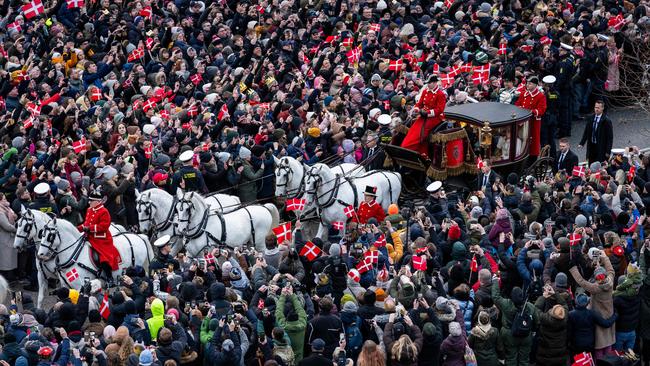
[491,279,538,331]
[237,160,263,203]
[56,193,88,226]
[200,317,218,346]
[275,294,307,362]
[146,298,165,340]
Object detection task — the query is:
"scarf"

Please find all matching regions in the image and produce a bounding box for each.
[0,199,16,225]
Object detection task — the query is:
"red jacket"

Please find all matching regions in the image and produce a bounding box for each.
[515,88,547,121]
[78,204,121,270]
[354,200,386,224]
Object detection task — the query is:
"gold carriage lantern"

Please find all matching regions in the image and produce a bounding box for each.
[479,121,492,149]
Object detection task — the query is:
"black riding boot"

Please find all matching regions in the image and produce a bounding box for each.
[101,262,114,287]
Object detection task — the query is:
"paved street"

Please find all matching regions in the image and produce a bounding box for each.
[568,106,650,161]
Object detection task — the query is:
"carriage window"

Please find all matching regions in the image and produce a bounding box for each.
[490,126,514,163]
[515,120,529,158]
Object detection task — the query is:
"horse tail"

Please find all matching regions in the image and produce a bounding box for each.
[0,275,8,305]
[264,203,280,229]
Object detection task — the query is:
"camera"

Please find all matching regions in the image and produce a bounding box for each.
[234,303,244,313]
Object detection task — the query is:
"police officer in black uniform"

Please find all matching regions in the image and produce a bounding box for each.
[29,182,59,215]
[541,75,560,158]
[556,42,575,138]
[150,235,180,272]
[171,150,207,193]
[424,181,450,223]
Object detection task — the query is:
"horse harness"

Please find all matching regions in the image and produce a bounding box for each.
[137,194,178,237]
[39,225,138,288]
[276,160,305,198]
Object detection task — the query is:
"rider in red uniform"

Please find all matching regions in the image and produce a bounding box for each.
[515,76,547,157]
[78,187,120,283]
[354,186,386,224]
[401,75,447,155]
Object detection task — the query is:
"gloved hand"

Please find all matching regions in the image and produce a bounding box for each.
[419,110,428,118]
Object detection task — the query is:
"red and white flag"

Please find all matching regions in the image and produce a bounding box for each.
[23,117,34,130]
[476,157,486,170]
[348,268,360,282]
[146,38,155,50]
[26,102,41,116]
[90,87,102,101]
[286,198,306,212]
[369,23,380,32]
[72,138,87,153]
[7,22,22,33]
[202,142,210,152]
[22,0,44,19]
[144,144,153,159]
[204,252,216,264]
[470,254,478,272]
[66,268,80,282]
[190,74,203,86]
[497,42,508,55]
[160,110,170,120]
[569,233,582,247]
[374,234,387,247]
[66,0,84,8]
[343,205,356,219]
[299,241,322,261]
[99,292,110,320]
[628,166,636,182]
[341,37,354,48]
[440,73,454,88]
[142,98,157,113]
[346,47,361,64]
[140,6,152,18]
[217,103,229,121]
[539,36,552,45]
[388,59,403,71]
[444,0,453,8]
[332,221,345,230]
[187,104,198,117]
[272,222,292,243]
[127,47,145,62]
[472,64,490,85]
[412,255,427,271]
[572,352,594,366]
[572,165,586,178]
[356,258,373,273]
[608,14,626,30]
[364,249,379,264]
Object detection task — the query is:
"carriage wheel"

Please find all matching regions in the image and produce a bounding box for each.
[524,157,554,180]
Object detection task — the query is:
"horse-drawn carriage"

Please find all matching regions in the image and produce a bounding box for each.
[383,102,554,194]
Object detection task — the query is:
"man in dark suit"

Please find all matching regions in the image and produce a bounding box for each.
[477,159,501,192]
[578,100,613,164]
[362,132,385,170]
[554,137,579,173]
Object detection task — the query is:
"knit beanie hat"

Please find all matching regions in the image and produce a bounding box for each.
[329,243,341,256]
[449,322,462,336]
[555,272,568,289]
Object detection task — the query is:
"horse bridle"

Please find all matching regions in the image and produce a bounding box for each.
[136,193,178,232]
[16,212,35,241]
[38,224,63,260]
[276,161,304,198]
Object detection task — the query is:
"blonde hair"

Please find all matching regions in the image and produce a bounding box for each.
[358,340,385,366]
[391,334,418,363]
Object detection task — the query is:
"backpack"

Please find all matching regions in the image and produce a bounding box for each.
[511,304,533,337]
[528,277,544,301]
[344,320,363,356]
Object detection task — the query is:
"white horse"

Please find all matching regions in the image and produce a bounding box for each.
[174,189,279,256]
[36,217,153,307]
[135,188,241,247]
[304,163,402,237]
[14,207,126,307]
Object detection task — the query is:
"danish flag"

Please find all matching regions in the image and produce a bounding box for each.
[439,73,454,88]
[364,249,379,264]
[628,166,636,182]
[444,0,453,8]
[72,138,87,153]
[256,4,265,14]
[516,78,527,94]
[520,44,533,53]
[66,268,80,282]
[299,241,322,261]
[572,165,586,178]
[324,35,339,44]
[572,352,594,366]
[146,38,155,50]
[187,104,198,117]
[142,98,157,113]
[22,0,44,19]
[388,59,403,71]
[217,104,229,121]
[356,258,373,273]
[498,42,508,55]
[160,110,170,120]
[374,234,387,247]
[140,6,152,18]
[272,222,292,243]
[569,233,582,247]
[127,47,145,62]
[190,74,203,86]
[348,268,360,282]
[23,117,34,130]
[470,254,478,272]
[346,47,361,64]
[540,36,552,45]
[90,87,102,101]
[144,144,153,159]
[460,63,473,73]
[341,37,354,48]
[286,198,306,212]
[66,0,84,8]
[26,102,41,116]
[332,221,345,230]
[412,255,427,271]
[608,14,626,31]
[369,23,380,32]
[202,142,210,151]
[181,123,192,130]
[343,205,356,218]
[448,64,461,78]
[203,252,215,264]
[476,157,486,170]
[472,64,490,85]
[99,292,110,319]
[7,22,21,33]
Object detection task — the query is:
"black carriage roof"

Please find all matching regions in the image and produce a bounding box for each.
[444,102,532,127]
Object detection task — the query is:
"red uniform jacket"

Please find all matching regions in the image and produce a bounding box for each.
[515,88,547,156]
[78,204,121,270]
[354,200,386,224]
[401,86,447,155]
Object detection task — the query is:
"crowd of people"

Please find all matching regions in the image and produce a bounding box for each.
[0,0,650,364]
